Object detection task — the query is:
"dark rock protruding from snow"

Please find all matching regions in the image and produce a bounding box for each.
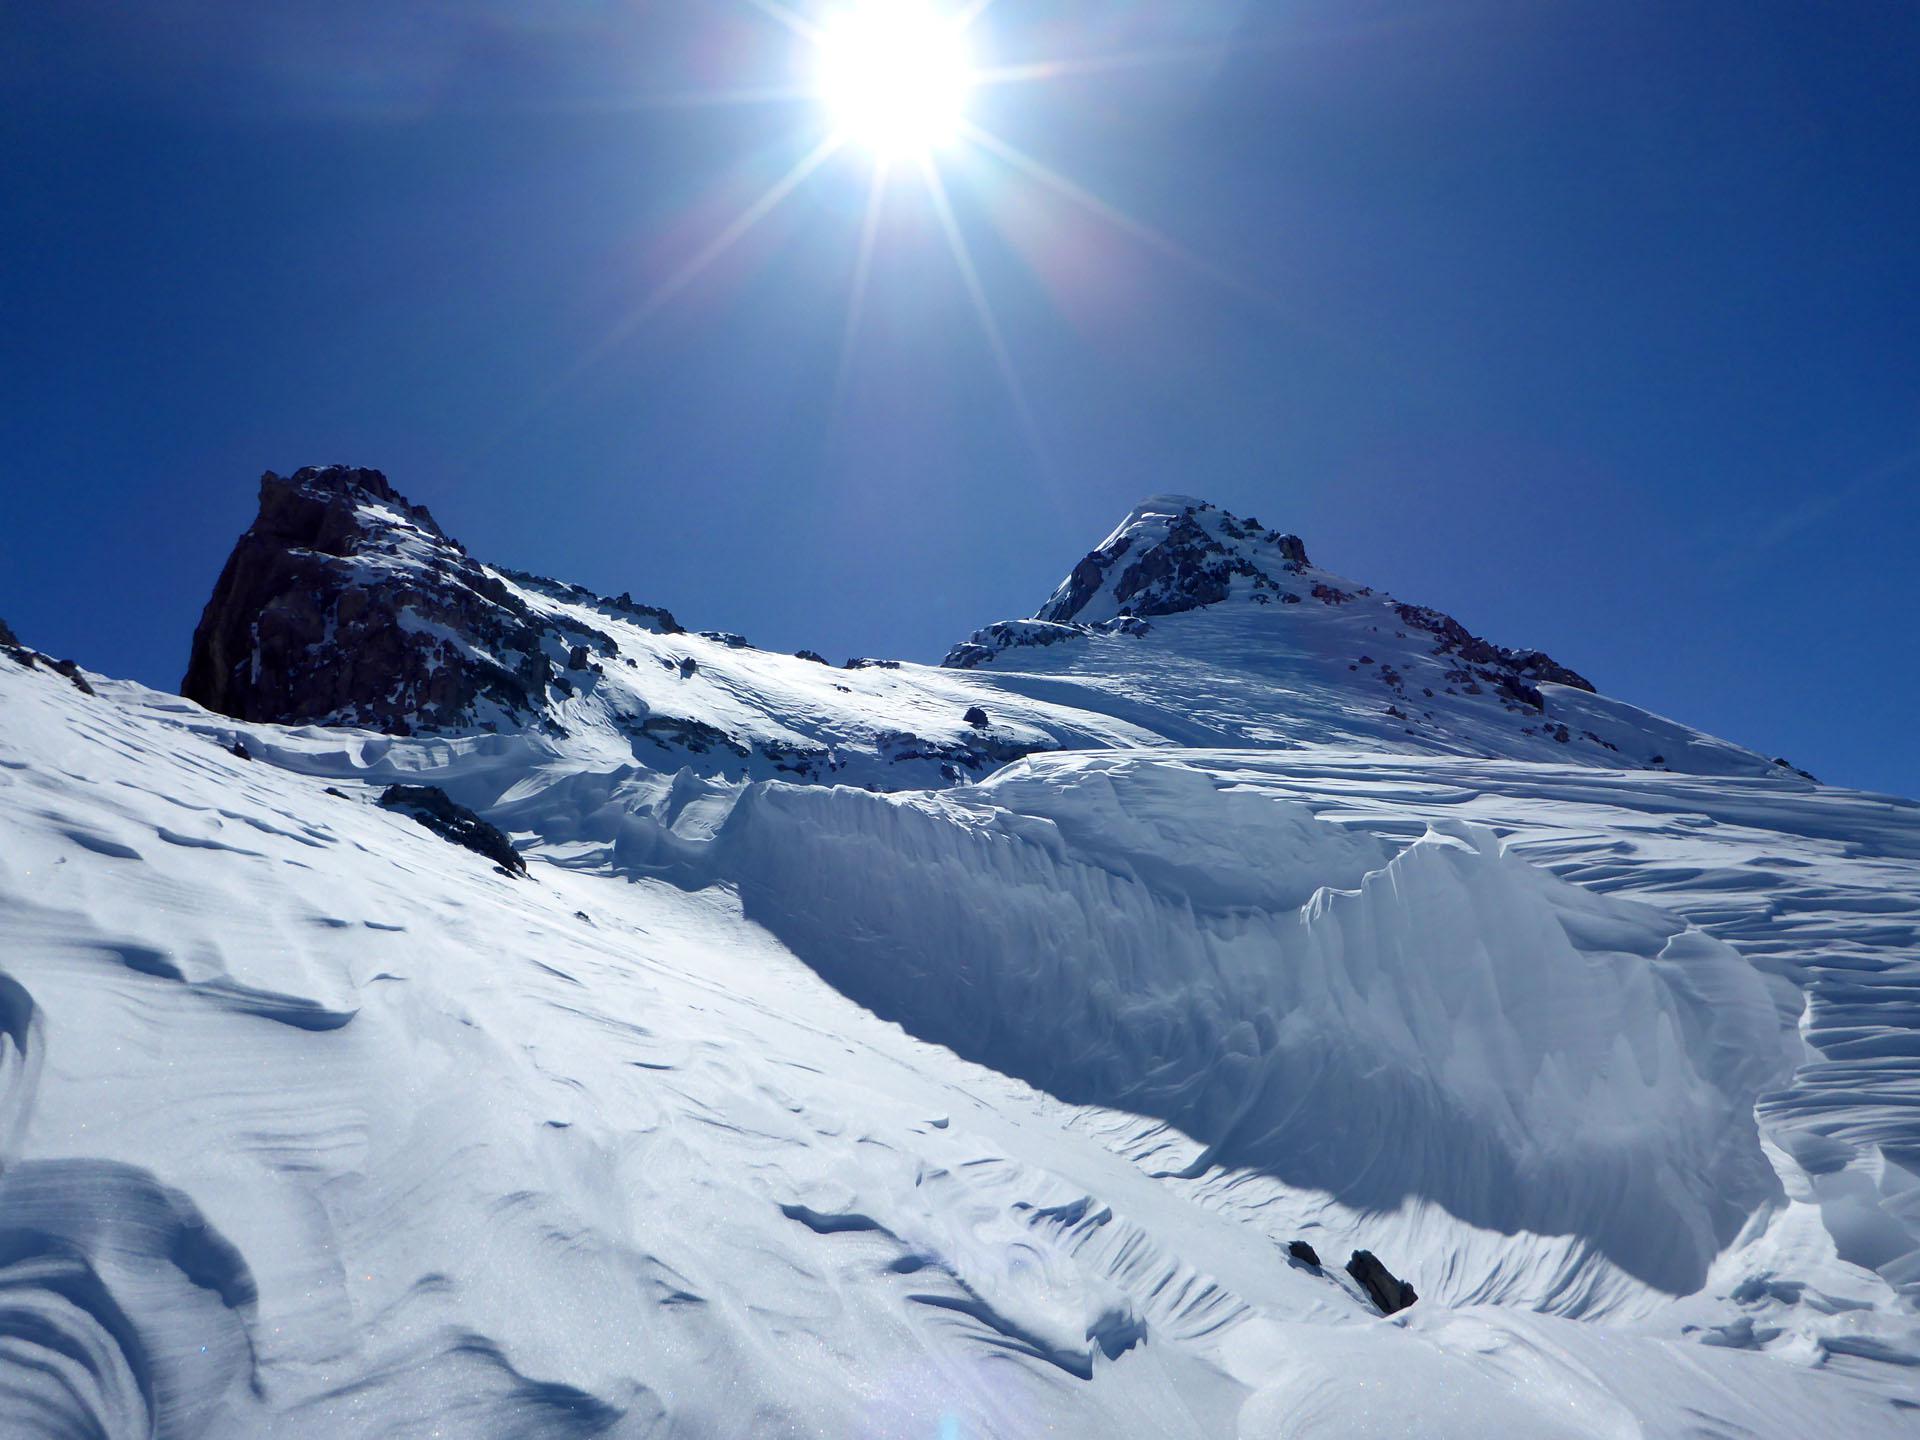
[943,616,1150,669]
[964,706,989,729]
[1392,602,1594,696]
[1287,1240,1321,1268]
[377,784,526,876]
[1346,1250,1417,1315]
[1036,496,1311,624]
[2,621,96,696]
[183,466,567,734]
[173,465,1068,787]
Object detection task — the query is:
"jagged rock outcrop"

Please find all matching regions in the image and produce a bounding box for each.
[181,467,661,735]
[2,619,95,696]
[1038,496,1311,624]
[1392,602,1594,696]
[184,467,544,732]
[999,496,1595,714]
[943,616,1150,670]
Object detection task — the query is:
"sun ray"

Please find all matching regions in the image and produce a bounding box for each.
[487,85,820,119]
[833,158,893,413]
[616,83,821,112]
[473,132,845,459]
[969,41,1233,89]
[738,0,829,48]
[918,155,1050,471]
[961,121,1276,307]
[632,132,845,328]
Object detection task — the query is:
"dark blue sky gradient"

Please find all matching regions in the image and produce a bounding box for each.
[3,2,1916,794]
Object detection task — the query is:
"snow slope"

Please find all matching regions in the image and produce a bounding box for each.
[2,483,1916,1437]
[950,495,1806,779]
[3,654,1917,1436]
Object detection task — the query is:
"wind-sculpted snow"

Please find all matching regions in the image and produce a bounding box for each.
[714,760,1789,1299]
[963,750,1920,1348]
[0,1160,260,1440]
[4,610,1920,1433]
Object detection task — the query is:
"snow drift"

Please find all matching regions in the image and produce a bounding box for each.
[714,758,1789,1303]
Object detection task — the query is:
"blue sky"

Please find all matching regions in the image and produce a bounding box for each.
[3,1,1916,796]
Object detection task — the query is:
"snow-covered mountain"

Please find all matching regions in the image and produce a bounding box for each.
[2,469,1916,1439]
[950,493,1814,778]
[178,466,1147,787]
[180,468,1804,786]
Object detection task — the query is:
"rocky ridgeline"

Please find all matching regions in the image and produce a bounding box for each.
[0,617,96,696]
[175,472,1810,784]
[952,496,1597,714]
[175,466,1053,784]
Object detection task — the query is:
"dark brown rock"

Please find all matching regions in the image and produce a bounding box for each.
[1346,1250,1417,1315]
[182,466,561,733]
[2,622,97,696]
[378,784,526,876]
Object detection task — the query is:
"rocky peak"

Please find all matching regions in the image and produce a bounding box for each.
[1037,496,1312,625]
[957,494,1603,724]
[182,466,567,734]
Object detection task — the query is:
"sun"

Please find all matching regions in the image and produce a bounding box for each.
[817,1,974,158]
[592,0,1247,445]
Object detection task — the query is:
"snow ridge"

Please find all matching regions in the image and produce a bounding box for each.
[712,760,1789,1303]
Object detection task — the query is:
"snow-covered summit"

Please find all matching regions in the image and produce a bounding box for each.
[1035,496,1587,702]
[1037,495,1315,625]
[951,495,1816,780]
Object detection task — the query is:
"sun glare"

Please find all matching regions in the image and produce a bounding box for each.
[818,1,973,157]
[581,0,1249,458]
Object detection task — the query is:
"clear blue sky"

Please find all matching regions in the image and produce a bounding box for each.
[3,2,1916,796]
